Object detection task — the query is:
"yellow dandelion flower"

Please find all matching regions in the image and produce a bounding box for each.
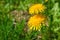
[29,4,46,14]
[27,15,45,31]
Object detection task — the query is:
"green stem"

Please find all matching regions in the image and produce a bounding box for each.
[49,15,53,40]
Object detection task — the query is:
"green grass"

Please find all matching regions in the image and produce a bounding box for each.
[0,0,60,40]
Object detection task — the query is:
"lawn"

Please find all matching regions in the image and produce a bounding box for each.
[0,0,60,40]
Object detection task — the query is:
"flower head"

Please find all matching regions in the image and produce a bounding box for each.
[27,15,45,31]
[29,4,46,14]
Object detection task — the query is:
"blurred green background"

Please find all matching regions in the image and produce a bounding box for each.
[0,0,60,40]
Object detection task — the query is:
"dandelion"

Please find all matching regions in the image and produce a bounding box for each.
[27,15,45,31]
[29,4,46,14]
